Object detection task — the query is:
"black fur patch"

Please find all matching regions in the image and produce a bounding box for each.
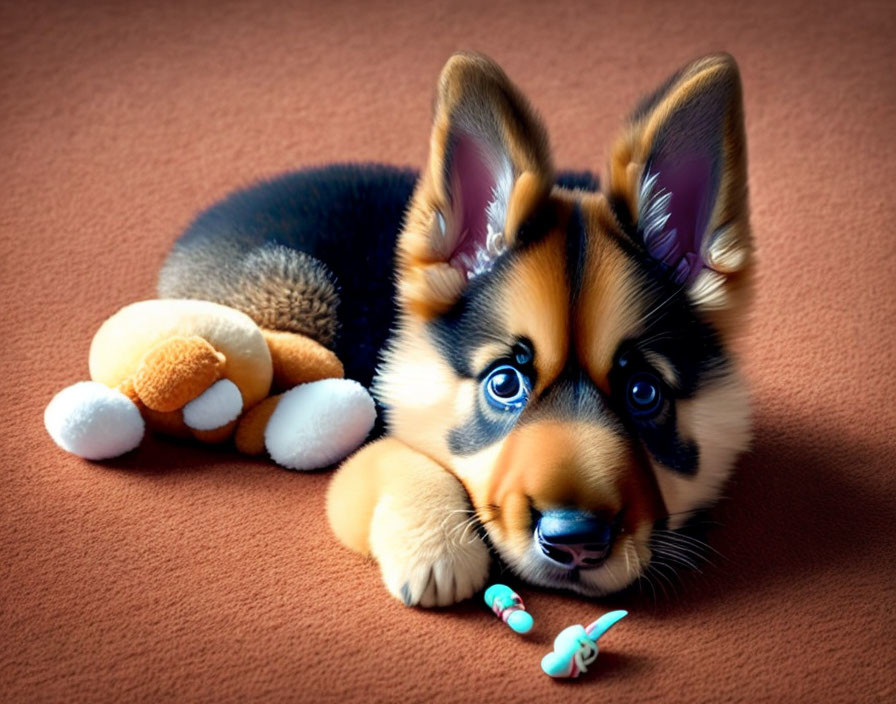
[448,401,520,456]
[161,164,417,387]
[565,204,587,300]
[555,170,600,192]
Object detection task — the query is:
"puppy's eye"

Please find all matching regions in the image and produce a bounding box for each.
[483,365,531,412]
[626,373,663,418]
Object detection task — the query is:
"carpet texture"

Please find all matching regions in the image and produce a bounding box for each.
[2,0,894,701]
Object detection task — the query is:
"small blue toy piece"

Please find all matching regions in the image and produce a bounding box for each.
[484,584,533,634]
[541,610,628,679]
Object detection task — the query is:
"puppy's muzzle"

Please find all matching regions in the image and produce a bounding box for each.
[534,509,616,569]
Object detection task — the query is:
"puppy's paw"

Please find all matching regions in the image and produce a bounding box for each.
[369,494,490,607]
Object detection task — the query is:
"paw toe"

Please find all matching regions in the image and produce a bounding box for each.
[379,539,490,608]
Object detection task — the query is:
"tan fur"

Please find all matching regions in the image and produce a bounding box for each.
[375,319,462,466]
[504,170,548,243]
[643,350,680,390]
[659,370,751,528]
[491,422,625,513]
[449,417,665,592]
[577,196,648,390]
[501,225,570,392]
[382,219,572,466]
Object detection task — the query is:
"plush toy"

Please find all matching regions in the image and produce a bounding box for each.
[44,299,376,470]
[484,584,533,634]
[541,610,628,679]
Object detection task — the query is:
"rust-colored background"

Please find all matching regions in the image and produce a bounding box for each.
[2,1,894,701]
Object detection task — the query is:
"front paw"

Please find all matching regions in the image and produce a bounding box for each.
[369,494,491,607]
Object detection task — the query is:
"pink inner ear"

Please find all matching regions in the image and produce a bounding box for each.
[446,132,501,279]
[643,151,716,285]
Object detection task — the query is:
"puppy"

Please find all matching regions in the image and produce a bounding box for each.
[159,52,753,607]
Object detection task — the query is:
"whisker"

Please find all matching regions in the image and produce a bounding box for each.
[640,572,658,608]
[651,567,673,601]
[440,506,499,546]
[657,534,719,563]
[652,534,716,568]
[655,536,709,569]
[657,561,684,595]
[637,282,688,333]
[440,508,476,530]
[604,554,626,588]
[654,529,727,561]
[647,559,681,600]
[653,543,703,573]
[637,330,675,348]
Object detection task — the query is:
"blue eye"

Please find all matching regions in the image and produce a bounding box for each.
[483,365,531,412]
[626,373,663,418]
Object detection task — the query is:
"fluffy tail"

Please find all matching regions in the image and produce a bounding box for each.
[158,240,340,348]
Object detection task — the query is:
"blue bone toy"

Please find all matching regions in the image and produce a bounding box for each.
[541,610,628,678]
[484,584,533,634]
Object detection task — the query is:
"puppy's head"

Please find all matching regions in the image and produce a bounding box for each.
[375,53,753,596]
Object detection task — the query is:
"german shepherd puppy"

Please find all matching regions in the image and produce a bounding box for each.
[159,52,753,606]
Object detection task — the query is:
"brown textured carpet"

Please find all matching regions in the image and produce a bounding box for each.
[2,0,894,701]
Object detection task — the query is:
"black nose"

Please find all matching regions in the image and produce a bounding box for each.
[535,509,614,569]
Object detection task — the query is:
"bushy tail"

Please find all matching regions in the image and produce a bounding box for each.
[158,240,340,348]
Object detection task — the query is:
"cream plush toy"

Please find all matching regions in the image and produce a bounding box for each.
[45,299,376,469]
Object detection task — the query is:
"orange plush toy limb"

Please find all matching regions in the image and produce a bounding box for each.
[262,329,344,389]
[133,336,226,412]
[45,299,376,470]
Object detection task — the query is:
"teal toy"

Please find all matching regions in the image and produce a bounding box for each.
[484,584,533,634]
[541,610,628,679]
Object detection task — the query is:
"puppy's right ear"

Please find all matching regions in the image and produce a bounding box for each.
[398,52,554,318]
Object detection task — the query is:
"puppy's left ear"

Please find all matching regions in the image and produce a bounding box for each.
[608,54,752,313]
[399,52,554,318]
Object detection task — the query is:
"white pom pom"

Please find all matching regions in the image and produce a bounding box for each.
[44,381,145,460]
[182,379,243,431]
[265,378,376,470]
